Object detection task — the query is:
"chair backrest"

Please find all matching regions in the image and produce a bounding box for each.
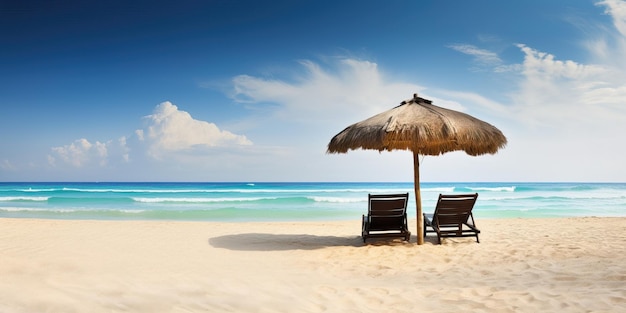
[433,193,478,227]
[367,193,409,231]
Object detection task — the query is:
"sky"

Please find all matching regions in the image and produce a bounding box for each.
[1,0,625,182]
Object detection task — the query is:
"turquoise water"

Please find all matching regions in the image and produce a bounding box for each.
[0,182,625,221]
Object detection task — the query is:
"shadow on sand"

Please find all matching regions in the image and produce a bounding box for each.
[209,233,364,251]
[209,233,419,251]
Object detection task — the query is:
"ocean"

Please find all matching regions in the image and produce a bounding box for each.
[0,182,625,221]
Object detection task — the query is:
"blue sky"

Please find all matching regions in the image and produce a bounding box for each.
[1,0,625,182]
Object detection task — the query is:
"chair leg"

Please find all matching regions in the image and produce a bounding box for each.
[361,215,367,243]
[435,229,442,244]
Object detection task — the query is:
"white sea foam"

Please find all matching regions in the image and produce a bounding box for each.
[62,188,214,193]
[20,188,57,192]
[42,186,417,194]
[118,209,146,214]
[132,197,276,203]
[421,187,456,193]
[467,186,516,192]
[308,197,364,203]
[0,207,75,213]
[0,196,49,201]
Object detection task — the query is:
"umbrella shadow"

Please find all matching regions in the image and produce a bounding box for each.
[209,233,365,251]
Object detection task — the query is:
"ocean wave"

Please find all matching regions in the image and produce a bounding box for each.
[10,186,418,195]
[0,206,356,222]
[479,194,626,201]
[421,187,456,193]
[307,196,364,203]
[0,196,49,202]
[132,197,279,203]
[466,186,516,192]
[46,197,135,204]
[25,187,388,194]
[0,207,147,216]
[0,207,83,213]
[61,188,216,193]
[19,188,58,192]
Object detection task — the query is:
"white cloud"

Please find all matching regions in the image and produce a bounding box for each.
[118,136,130,162]
[598,0,626,37]
[516,44,605,80]
[445,1,626,136]
[141,101,252,159]
[510,42,626,130]
[471,1,626,181]
[50,138,108,167]
[45,102,253,170]
[135,129,144,141]
[231,58,422,124]
[448,43,503,66]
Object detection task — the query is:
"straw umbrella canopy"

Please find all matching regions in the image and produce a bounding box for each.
[327,93,507,245]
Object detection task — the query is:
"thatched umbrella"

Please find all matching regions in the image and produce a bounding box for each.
[327,93,507,244]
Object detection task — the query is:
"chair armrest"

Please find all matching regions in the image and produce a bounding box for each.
[423,213,434,225]
[463,223,481,233]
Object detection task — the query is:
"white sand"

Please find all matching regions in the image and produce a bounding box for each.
[1,217,625,312]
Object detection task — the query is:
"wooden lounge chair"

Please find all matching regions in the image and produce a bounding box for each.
[423,193,480,244]
[362,193,411,243]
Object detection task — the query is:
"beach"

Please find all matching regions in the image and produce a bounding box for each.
[1,217,625,312]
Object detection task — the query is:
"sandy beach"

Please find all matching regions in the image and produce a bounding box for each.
[1,217,625,312]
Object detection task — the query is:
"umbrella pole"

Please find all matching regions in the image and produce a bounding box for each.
[414,152,424,245]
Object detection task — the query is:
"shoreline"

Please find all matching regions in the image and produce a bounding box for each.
[2,181,625,221]
[1,217,625,312]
